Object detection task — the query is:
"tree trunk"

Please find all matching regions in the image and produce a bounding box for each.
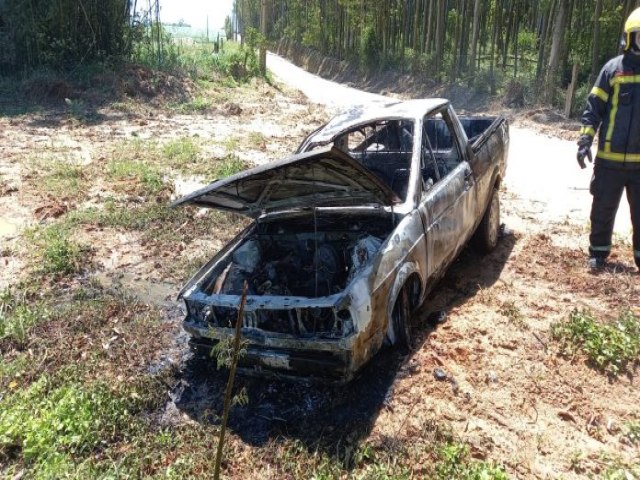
[546,0,568,103]
[468,0,481,83]
[590,0,603,84]
[435,0,446,81]
[425,0,434,55]
[489,0,502,94]
[259,0,268,75]
[412,0,420,70]
[536,0,554,82]
[565,62,580,117]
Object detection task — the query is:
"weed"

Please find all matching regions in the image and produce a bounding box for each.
[599,454,640,480]
[67,200,174,231]
[222,136,240,152]
[435,443,508,480]
[552,309,640,376]
[210,42,262,82]
[0,353,30,387]
[0,288,49,347]
[351,442,412,479]
[27,225,88,276]
[65,98,86,121]
[113,138,159,158]
[569,450,585,473]
[215,154,247,178]
[625,421,640,445]
[66,200,245,250]
[499,300,526,329]
[177,96,211,113]
[248,131,266,144]
[0,375,146,470]
[46,160,85,189]
[163,137,201,167]
[27,156,89,200]
[111,100,135,112]
[106,159,164,195]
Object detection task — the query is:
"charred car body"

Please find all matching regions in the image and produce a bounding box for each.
[173,99,509,382]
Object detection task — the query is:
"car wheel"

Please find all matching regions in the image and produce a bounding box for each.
[473,188,500,254]
[392,286,412,353]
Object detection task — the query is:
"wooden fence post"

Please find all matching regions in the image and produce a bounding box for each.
[565,62,580,118]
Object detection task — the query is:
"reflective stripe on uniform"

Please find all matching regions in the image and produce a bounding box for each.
[580,126,596,137]
[596,151,640,162]
[610,74,640,86]
[605,83,620,153]
[590,245,612,252]
[603,75,640,154]
[591,86,609,102]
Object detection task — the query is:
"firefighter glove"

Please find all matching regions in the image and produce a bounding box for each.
[576,134,593,169]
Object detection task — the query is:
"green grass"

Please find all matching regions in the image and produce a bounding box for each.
[0,288,49,347]
[0,374,150,478]
[0,353,30,386]
[106,158,164,195]
[26,224,88,276]
[221,136,240,152]
[26,156,89,200]
[214,154,247,178]
[625,421,640,445]
[176,96,212,113]
[552,309,640,376]
[598,454,640,480]
[162,137,201,167]
[67,200,181,232]
[434,443,508,480]
[172,40,262,82]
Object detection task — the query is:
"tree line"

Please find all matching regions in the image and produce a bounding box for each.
[0,0,137,74]
[231,0,640,108]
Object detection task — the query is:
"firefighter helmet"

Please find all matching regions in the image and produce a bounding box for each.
[624,7,640,51]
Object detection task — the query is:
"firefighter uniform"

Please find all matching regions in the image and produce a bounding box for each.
[579,9,640,269]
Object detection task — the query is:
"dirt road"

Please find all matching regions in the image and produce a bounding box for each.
[267,52,633,237]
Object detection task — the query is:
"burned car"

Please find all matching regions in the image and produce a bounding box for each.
[173,99,508,382]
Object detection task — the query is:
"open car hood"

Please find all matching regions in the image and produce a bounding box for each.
[171,147,399,218]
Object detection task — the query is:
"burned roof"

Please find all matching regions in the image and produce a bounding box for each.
[311,98,449,144]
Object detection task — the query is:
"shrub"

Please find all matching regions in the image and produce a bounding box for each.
[0,376,144,465]
[552,309,640,376]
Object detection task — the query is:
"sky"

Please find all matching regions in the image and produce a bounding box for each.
[155,0,234,30]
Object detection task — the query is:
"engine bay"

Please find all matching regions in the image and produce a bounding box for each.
[202,215,392,299]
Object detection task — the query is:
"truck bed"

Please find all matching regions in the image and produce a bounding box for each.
[460,115,509,182]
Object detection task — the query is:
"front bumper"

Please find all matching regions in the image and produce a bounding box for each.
[184,318,356,382]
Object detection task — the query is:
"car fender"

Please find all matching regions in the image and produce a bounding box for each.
[385,261,421,345]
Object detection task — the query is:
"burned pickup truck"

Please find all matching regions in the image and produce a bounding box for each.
[173,99,508,382]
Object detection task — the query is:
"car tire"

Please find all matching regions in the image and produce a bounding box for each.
[473,188,500,254]
[392,286,412,353]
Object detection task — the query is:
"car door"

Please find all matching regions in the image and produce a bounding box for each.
[417,107,476,281]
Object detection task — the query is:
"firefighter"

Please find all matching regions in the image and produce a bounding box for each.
[578,7,640,271]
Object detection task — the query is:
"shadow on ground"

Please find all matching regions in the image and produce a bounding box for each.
[169,231,517,465]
